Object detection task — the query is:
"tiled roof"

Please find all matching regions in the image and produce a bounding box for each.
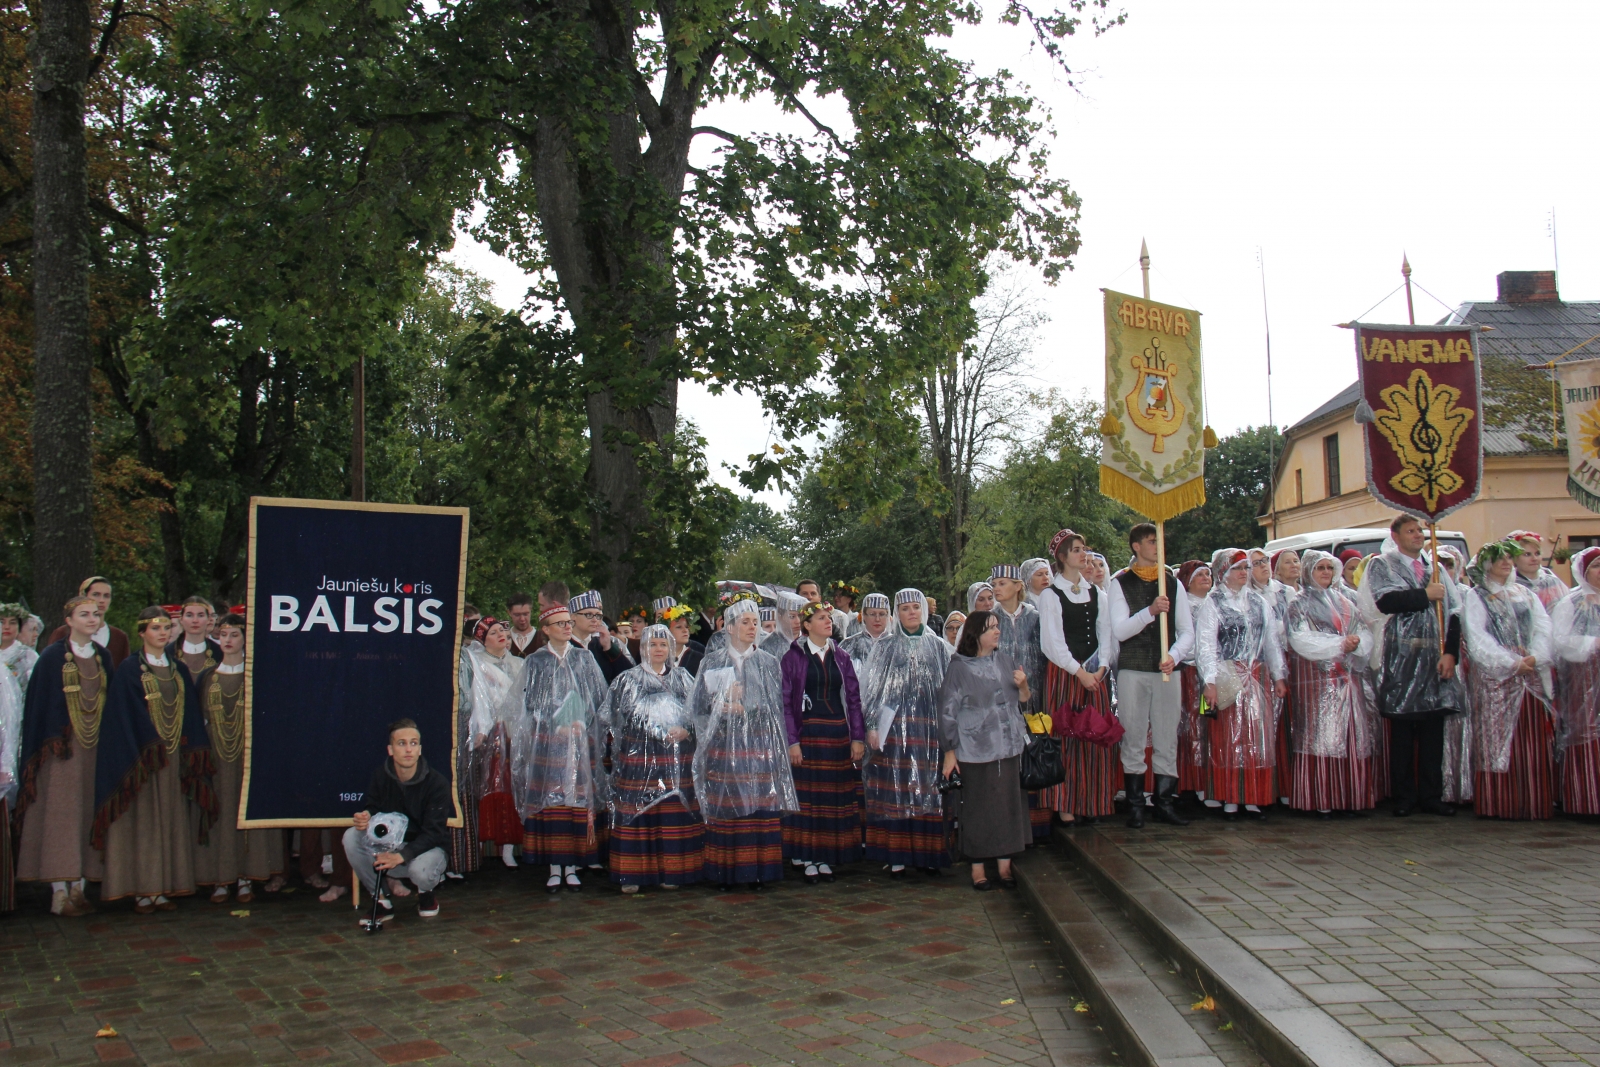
[1288,296,1600,453]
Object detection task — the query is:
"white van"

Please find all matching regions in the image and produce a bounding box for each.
[1262,526,1470,561]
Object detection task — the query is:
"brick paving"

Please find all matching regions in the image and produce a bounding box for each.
[1089,813,1600,1067]
[0,864,1114,1066]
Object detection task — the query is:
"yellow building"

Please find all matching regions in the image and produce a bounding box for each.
[1262,270,1600,562]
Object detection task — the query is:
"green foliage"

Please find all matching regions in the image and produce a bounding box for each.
[789,468,943,603]
[1163,424,1285,563]
[722,538,795,588]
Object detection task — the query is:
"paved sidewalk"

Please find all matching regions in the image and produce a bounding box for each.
[0,864,1112,1066]
[1089,813,1600,1067]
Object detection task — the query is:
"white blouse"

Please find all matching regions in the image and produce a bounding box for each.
[1037,572,1116,676]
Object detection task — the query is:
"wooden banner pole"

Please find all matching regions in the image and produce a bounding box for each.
[1157,520,1170,681]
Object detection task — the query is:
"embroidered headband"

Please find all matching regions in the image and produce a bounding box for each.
[567,590,602,613]
[894,589,922,606]
[539,603,570,624]
[474,616,506,643]
[990,565,1022,581]
[652,596,678,615]
[861,592,890,610]
[1047,529,1080,560]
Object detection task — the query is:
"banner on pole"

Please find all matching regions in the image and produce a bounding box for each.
[1098,289,1208,521]
[1352,323,1483,522]
[1555,357,1600,512]
[240,498,469,827]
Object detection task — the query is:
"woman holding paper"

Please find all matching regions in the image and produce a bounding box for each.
[860,589,951,877]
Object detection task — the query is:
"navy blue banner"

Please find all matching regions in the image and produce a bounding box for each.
[241,498,468,826]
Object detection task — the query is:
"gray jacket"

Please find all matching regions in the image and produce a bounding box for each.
[937,651,1029,764]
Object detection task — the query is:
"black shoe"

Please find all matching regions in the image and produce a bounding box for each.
[1124,775,1146,829]
[1419,800,1456,817]
[1152,775,1190,826]
[1222,809,1239,822]
[1078,816,1097,826]
[1316,811,1334,820]
[417,891,439,917]
[804,873,819,885]
[888,867,906,879]
[717,883,733,892]
[1393,805,1415,817]
[1246,806,1268,820]
[922,867,943,877]
[748,881,765,892]
[823,871,837,883]
[971,879,993,892]
[998,876,1017,890]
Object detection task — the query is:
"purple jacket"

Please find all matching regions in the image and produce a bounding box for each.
[780,640,866,746]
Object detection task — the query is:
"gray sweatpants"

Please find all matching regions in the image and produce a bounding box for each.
[1117,670,1182,777]
[342,827,446,895]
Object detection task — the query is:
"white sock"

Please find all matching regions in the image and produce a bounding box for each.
[1246,804,1260,813]
[564,865,577,875]
[1204,799,1222,808]
[1224,803,1238,813]
[549,864,562,876]
[137,896,152,906]
[1319,809,1332,814]
[52,881,67,893]
[74,879,86,891]
[238,877,251,887]
[155,895,169,903]
[791,858,804,866]
[818,863,832,875]
[1196,791,1206,801]
[501,844,515,863]
[891,864,906,872]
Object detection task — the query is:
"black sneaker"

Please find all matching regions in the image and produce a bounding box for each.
[417,890,439,918]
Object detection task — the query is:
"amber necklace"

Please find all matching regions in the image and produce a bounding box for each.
[141,659,185,753]
[62,649,104,749]
[207,669,246,763]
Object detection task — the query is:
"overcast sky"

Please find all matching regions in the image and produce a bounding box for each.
[447,1,1600,509]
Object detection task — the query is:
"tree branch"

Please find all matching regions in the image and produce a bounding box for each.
[89,196,148,237]
[731,36,844,149]
[86,0,127,82]
[691,125,750,147]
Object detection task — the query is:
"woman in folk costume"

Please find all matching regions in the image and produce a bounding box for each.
[989,564,1047,840]
[1267,550,1300,805]
[966,582,996,615]
[1463,539,1556,819]
[780,601,865,883]
[941,611,967,649]
[1037,530,1118,825]
[1435,544,1474,805]
[1508,530,1568,609]
[1285,551,1377,816]
[762,592,805,658]
[1551,547,1600,815]
[98,607,217,912]
[1021,558,1052,610]
[191,615,283,901]
[1175,561,1215,813]
[0,630,20,912]
[516,601,611,892]
[840,592,891,662]
[1197,549,1287,820]
[0,601,38,693]
[460,617,527,871]
[608,624,702,892]
[860,589,951,875]
[14,596,110,915]
[689,595,798,890]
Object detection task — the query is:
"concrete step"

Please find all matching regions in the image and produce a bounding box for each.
[1014,844,1259,1067]
[1056,827,1391,1067]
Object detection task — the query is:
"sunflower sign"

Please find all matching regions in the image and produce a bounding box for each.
[1099,289,1209,521]
[1555,357,1600,512]
[1352,323,1483,521]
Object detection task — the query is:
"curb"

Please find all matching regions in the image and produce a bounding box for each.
[1059,828,1389,1067]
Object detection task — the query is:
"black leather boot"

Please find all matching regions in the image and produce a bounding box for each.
[1152,775,1190,826]
[1124,774,1146,829]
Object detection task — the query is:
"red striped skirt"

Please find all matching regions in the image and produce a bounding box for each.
[783,710,863,865]
[477,793,522,847]
[522,806,602,867]
[1274,691,1293,801]
[864,813,949,868]
[1290,744,1376,813]
[1208,663,1275,806]
[1474,695,1555,820]
[609,799,703,886]
[1039,663,1119,817]
[704,813,785,884]
[1178,666,1209,794]
[1562,739,1600,815]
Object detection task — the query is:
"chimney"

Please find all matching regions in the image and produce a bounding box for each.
[1497,270,1560,304]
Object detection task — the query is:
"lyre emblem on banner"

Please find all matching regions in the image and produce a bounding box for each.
[1371,368,1474,511]
[1124,338,1186,453]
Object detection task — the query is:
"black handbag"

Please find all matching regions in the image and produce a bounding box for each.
[1019,732,1065,790]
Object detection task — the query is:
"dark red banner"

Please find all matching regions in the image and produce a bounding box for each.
[1353,323,1483,522]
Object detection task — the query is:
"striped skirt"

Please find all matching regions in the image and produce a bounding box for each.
[1178,666,1209,794]
[1474,694,1555,820]
[704,813,785,884]
[449,791,481,874]
[864,813,949,869]
[1561,739,1600,815]
[1028,793,1053,840]
[1274,691,1293,801]
[1209,663,1275,806]
[783,710,862,865]
[1290,725,1376,813]
[1039,662,1119,817]
[610,799,704,886]
[521,806,602,867]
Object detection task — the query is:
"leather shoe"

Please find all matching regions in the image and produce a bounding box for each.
[971,879,993,892]
[998,876,1018,890]
[1419,800,1456,816]
[1392,805,1414,817]
[67,884,95,913]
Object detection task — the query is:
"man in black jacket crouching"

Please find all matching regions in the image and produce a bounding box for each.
[343,718,453,920]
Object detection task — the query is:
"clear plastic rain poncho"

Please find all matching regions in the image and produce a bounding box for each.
[965,582,994,614]
[514,640,612,815]
[1286,550,1375,760]
[1357,537,1467,720]
[860,589,951,819]
[459,642,528,804]
[608,625,698,824]
[0,666,20,803]
[840,593,889,663]
[994,599,1043,714]
[688,603,799,819]
[1464,546,1554,775]
[1550,547,1600,760]
[1021,558,1052,609]
[760,592,805,657]
[1196,549,1285,767]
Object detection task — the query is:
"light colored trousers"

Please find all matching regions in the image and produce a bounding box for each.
[342,826,446,895]
[1117,670,1182,778]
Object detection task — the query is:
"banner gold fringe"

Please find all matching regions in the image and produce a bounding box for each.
[1099,466,1207,523]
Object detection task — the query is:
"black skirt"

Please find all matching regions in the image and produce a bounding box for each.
[956,756,1031,860]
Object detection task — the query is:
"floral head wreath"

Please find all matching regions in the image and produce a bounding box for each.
[623,604,649,621]
[0,601,28,622]
[662,603,694,622]
[798,600,831,625]
[829,580,861,599]
[1469,539,1524,586]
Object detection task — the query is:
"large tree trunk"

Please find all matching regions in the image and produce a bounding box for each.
[30,0,94,628]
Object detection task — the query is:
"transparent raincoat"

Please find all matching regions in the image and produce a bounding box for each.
[860,590,950,819]
[1286,550,1374,760]
[1464,573,1553,774]
[514,642,611,815]
[0,666,19,803]
[688,624,798,819]
[995,600,1043,714]
[1196,549,1285,767]
[1519,567,1569,610]
[1358,542,1467,720]
[608,626,698,824]
[965,582,994,613]
[459,643,528,805]
[1550,552,1600,760]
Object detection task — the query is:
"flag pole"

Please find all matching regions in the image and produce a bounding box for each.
[1404,252,1447,652]
[1141,238,1171,680]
